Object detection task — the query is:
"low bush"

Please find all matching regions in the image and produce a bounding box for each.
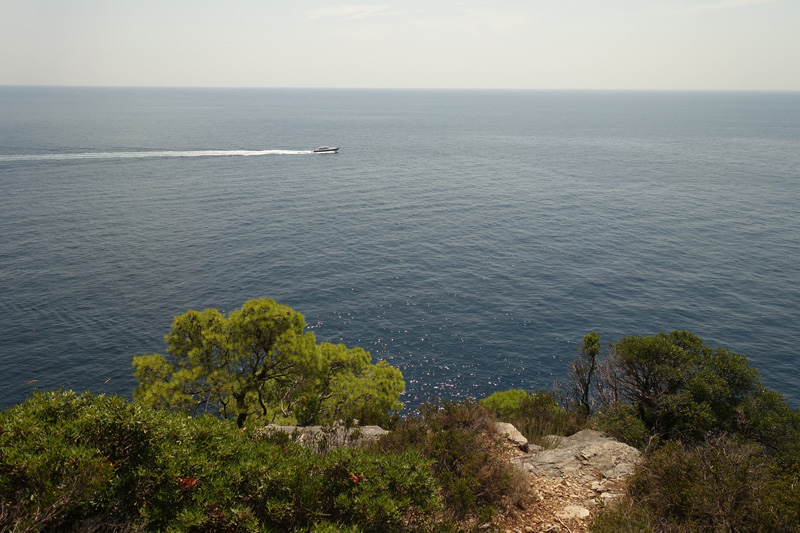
[591,403,651,450]
[591,436,800,532]
[0,390,443,532]
[480,390,584,447]
[478,389,530,420]
[375,399,526,522]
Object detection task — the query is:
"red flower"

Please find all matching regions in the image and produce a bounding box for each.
[178,476,198,491]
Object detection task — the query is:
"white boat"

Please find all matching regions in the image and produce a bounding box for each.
[313,146,339,153]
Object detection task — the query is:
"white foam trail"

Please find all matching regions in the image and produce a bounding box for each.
[0,150,315,162]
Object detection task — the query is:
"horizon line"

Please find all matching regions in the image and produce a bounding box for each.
[1,84,799,93]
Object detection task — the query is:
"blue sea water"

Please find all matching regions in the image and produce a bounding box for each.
[1,87,799,411]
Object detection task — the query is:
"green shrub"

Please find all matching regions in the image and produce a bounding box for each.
[589,499,655,533]
[591,403,651,450]
[591,436,800,532]
[600,331,766,442]
[581,330,800,530]
[585,330,800,456]
[0,390,443,532]
[375,399,526,521]
[733,388,800,463]
[513,391,584,447]
[481,389,584,448]
[479,389,530,420]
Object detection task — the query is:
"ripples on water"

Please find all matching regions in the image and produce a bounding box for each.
[1,88,798,410]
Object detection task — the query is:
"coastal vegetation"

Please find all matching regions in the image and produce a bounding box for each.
[0,390,444,531]
[479,331,800,532]
[0,391,529,531]
[2,299,799,531]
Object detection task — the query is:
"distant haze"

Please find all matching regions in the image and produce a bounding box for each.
[1,0,798,90]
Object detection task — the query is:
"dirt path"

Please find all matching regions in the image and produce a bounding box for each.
[492,429,640,532]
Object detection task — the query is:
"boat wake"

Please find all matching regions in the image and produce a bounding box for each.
[0,149,314,162]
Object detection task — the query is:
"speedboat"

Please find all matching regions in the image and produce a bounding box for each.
[313,146,339,153]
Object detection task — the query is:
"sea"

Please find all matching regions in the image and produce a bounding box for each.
[1,87,799,412]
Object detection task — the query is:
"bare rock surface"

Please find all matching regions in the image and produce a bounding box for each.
[497,427,642,533]
[557,505,591,520]
[495,421,530,451]
[510,429,640,480]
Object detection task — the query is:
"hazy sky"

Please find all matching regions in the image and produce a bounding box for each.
[1,0,798,90]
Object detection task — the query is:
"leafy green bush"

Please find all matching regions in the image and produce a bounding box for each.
[479,389,530,420]
[0,390,443,532]
[512,391,583,447]
[591,403,651,450]
[733,387,800,463]
[599,331,766,442]
[375,399,526,521]
[480,389,583,448]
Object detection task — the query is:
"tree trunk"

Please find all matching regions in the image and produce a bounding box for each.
[234,391,248,428]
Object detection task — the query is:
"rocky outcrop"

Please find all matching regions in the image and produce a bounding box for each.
[511,429,641,481]
[498,428,641,532]
[496,421,530,452]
